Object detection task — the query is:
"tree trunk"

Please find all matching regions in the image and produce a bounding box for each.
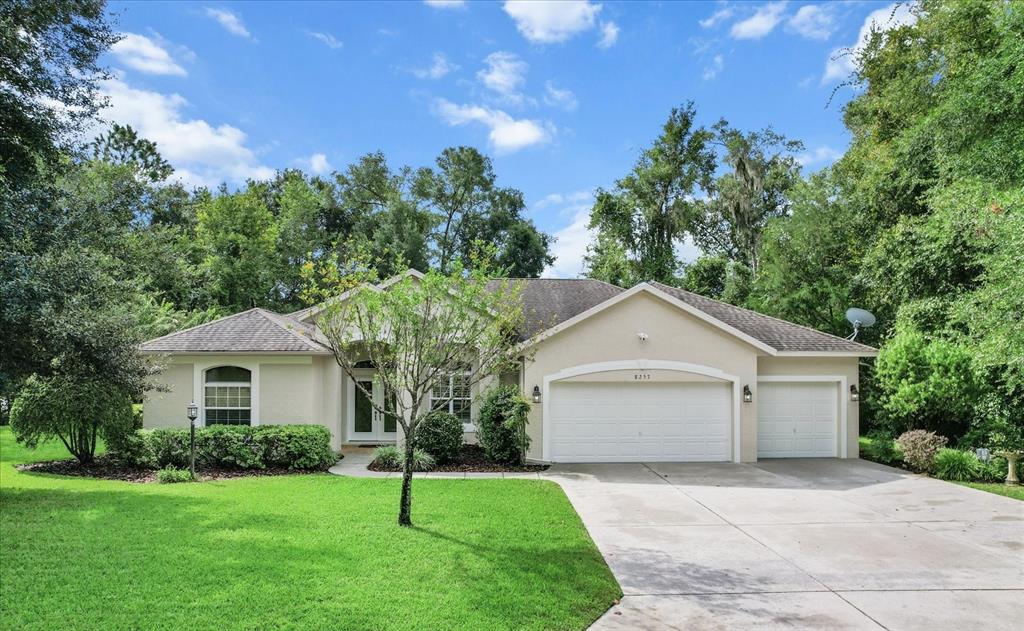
[398,438,415,526]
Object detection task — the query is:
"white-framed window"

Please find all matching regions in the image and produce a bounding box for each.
[431,364,472,430]
[204,366,252,426]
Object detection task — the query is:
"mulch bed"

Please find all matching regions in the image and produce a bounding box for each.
[368,444,548,473]
[17,456,328,483]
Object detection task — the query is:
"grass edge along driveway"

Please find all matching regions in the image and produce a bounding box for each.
[0,428,620,630]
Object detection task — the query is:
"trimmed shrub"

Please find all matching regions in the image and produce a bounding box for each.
[196,425,261,469]
[256,425,336,470]
[416,411,463,463]
[934,449,981,481]
[478,385,531,466]
[372,445,402,468]
[112,424,337,471]
[862,430,901,466]
[896,430,948,473]
[149,428,191,468]
[107,430,157,468]
[157,467,194,484]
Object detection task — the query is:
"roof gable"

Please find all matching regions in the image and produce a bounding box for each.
[139,309,331,354]
[649,282,877,355]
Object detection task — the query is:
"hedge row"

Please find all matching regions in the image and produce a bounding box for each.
[108,425,337,471]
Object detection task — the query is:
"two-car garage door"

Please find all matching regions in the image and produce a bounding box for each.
[548,381,732,462]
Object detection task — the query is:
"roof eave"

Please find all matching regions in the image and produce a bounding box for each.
[773,350,878,358]
[139,349,333,355]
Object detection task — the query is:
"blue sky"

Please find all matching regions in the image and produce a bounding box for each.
[101,0,913,277]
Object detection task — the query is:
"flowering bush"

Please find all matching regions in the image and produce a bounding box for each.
[896,430,948,473]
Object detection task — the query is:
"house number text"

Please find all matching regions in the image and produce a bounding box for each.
[633,373,651,380]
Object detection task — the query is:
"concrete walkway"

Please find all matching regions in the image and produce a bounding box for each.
[546,459,1023,631]
[328,446,542,478]
[330,451,1023,629]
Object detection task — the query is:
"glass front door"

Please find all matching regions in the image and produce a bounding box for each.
[348,373,398,442]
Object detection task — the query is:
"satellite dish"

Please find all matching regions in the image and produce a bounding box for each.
[845,308,876,341]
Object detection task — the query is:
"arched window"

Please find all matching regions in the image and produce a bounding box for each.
[204,366,251,426]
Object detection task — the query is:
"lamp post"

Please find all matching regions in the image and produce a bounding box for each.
[187,401,198,479]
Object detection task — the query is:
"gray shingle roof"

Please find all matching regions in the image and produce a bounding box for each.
[141,276,875,355]
[139,308,331,354]
[649,281,876,354]
[489,278,624,339]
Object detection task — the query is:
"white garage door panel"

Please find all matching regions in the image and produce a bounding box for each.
[757,382,837,458]
[549,381,731,462]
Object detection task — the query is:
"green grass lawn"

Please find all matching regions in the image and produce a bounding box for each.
[955,481,1024,501]
[0,428,619,630]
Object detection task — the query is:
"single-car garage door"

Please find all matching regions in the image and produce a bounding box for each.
[757,381,838,458]
[548,381,732,462]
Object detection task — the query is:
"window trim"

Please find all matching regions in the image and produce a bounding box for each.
[431,365,474,432]
[200,364,258,427]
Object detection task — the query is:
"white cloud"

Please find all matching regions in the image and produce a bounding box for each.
[97,76,273,188]
[308,31,343,49]
[796,145,842,167]
[413,53,458,79]
[477,52,528,104]
[730,1,787,40]
[538,191,595,278]
[543,81,577,111]
[423,0,466,8]
[535,190,592,209]
[823,3,916,83]
[204,7,252,39]
[433,98,551,153]
[702,54,724,80]
[503,0,602,44]
[597,21,619,48]
[699,7,734,29]
[110,33,187,76]
[307,153,332,175]
[786,5,835,40]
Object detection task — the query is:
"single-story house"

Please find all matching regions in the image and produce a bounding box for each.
[140,270,877,463]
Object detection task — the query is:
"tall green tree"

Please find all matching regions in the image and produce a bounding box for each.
[587,102,715,284]
[749,171,871,339]
[196,187,279,311]
[413,146,553,277]
[0,0,117,187]
[689,122,803,273]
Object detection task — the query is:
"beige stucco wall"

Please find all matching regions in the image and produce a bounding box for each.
[757,356,862,458]
[523,291,763,462]
[142,354,345,449]
[142,363,194,428]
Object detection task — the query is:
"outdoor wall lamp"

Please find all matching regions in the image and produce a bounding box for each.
[850,385,860,402]
[742,385,753,403]
[532,385,541,404]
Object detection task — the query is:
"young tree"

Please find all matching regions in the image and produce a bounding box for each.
[587,102,715,284]
[317,261,524,526]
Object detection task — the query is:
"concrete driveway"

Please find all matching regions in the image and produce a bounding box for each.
[546,459,1023,630]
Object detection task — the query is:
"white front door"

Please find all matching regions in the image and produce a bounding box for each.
[347,373,398,442]
[757,381,838,458]
[548,381,732,462]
